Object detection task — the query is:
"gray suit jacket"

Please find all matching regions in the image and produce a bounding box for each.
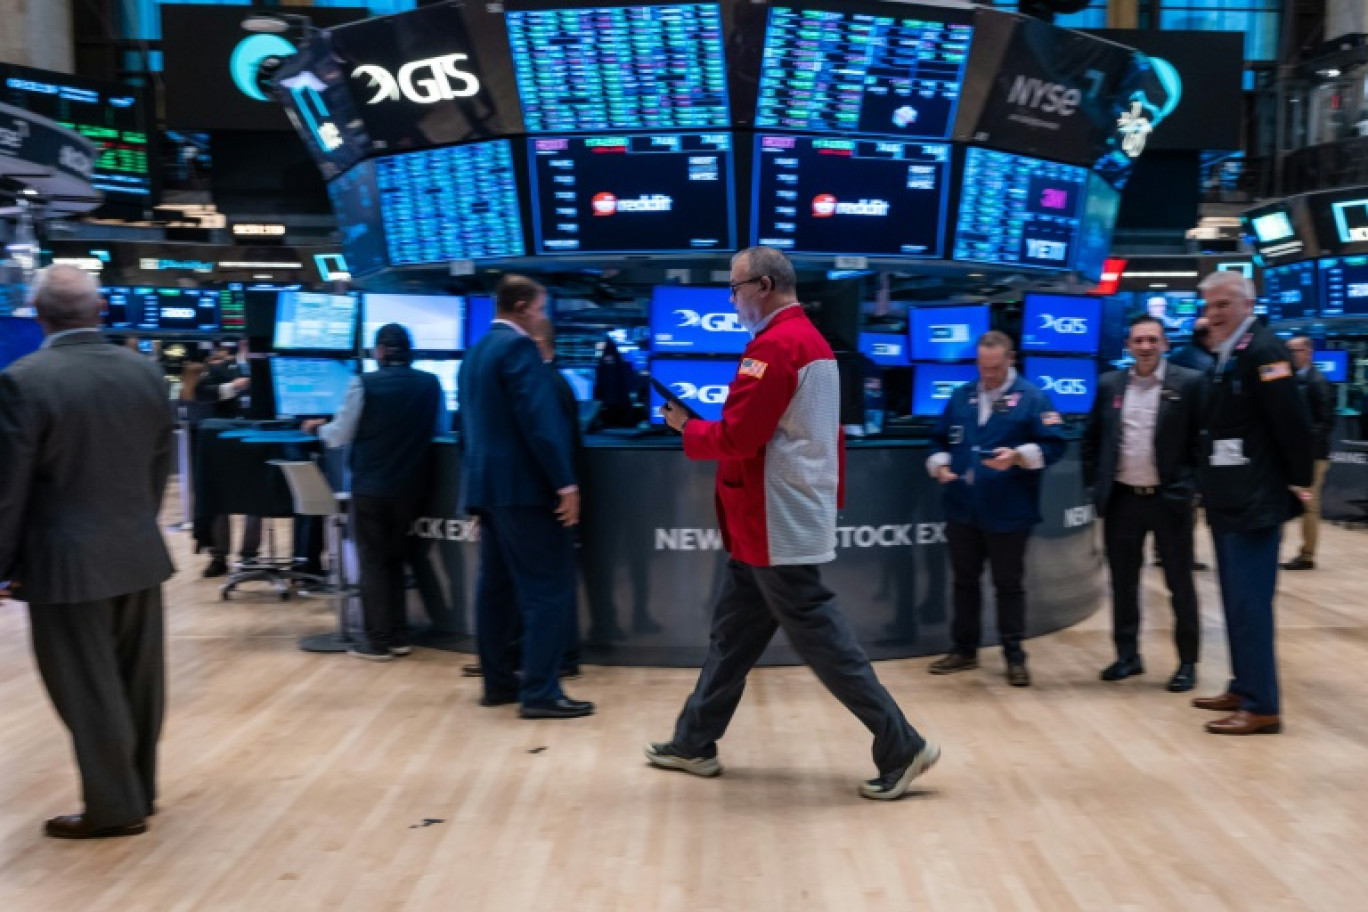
[0,331,175,604]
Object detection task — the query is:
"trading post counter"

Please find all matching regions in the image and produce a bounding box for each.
[408,438,1104,666]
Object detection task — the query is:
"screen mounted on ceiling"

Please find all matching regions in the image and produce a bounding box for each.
[953,147,1088,271]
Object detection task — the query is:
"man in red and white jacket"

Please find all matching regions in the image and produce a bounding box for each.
[645,247,939,801]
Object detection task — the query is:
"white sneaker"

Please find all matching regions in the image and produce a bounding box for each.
[859,741,941,801]
[644,742,722,778]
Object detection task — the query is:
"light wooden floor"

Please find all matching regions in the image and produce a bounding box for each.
[2,507,1366,912]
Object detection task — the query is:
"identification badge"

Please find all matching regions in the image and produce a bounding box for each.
[949,425,964,445]
[1211,438,1249,467]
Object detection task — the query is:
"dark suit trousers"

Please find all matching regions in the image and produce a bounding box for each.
[1103,486,1200,664]
[1211,525,1282,716]
[672,560,924,777]
[353,494,421,650]
[946,523,1030,661]
[475,506,576,706]
[28,587,164,828]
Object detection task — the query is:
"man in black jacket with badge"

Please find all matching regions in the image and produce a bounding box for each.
[1190,272,1313,735]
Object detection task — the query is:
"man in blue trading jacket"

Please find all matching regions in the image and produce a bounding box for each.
[926,331,1066,686]
[305,324,445,661]
[1190,271,1313,735]
[458,275,591,720]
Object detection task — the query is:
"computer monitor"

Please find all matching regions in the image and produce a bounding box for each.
[1023,356,1097,415]
[1318,256,1368,316]
[273,291,358,352]
[271,357,358,418]
[0,316,44,371]
[953,147,1089,271]
[648,358,736,424]
[1260,261,1319,321]
[911,362,976,416]
[650,286,746,355]
[560,367,596,402]
[1020,293,1102,355]
[102,287,220,332]
[908,305,989,362]
[859,332,911,368]
[362,294,465,353]
[465,294,496,350]
[364,357,461,412]
[1315,350,1349,383]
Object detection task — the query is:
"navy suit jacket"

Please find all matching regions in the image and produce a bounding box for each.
[458,323,576,513]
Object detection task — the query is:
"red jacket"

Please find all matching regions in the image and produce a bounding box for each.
[682,305,845,567]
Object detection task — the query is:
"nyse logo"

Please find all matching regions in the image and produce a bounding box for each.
[1025,239,1069,262]
[1006,76,1081,117]
[353,54,480,105]
[1038,376,1088,396]
[1041,314,1089,334]
[671,382,729,405]
[676,310,746,333]
[654,523,948,551]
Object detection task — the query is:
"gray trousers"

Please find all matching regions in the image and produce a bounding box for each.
[29,587,165,827]
[673,559,924,777]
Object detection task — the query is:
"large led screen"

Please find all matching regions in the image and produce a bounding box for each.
[650,286,747,354]
[271,357,358,418]
[953,147,1088,271]
[1020,293,1101,355]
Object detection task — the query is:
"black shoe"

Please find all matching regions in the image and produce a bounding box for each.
[1100,656,1145,681]
[1193,561,1210,572]
[479,690,518,707]
[44,814,146,839]
[1167,663,1197,693]
[859,742,942,801]
[929,653,978,675]
[462,662,483,677]
[520,697,595,719]
[1007,661,1031,687]
[202,559,228,579]
[560,665,583,680]
[348,644,394,662]
[1281,557,1315,571]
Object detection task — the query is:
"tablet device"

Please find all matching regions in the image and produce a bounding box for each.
[649,376,703,422]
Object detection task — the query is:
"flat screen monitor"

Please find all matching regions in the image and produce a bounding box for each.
[0,316,45,371]
[911,362,976,416]
[362,294,465,353]
[1260,261,1319,322]
[1318,256,1368,316]
[365,358,461,413]
[754,2,974,140]
[560,367,597,402]
[103,287,220,332]
[375,141,526,265]
[1023,356,1097,415]
[272,357,358,418]
[505,2,730,133]
[465,294,496,350]
[1130,290,1201,341]
[953,147,1089,271]
[648,357,735,423]
[650,286,746,354]
[529,132,735,254]
[1021,293,1102,355]
[327,161,387,278]
[1074,175,1122,282]
[1314,350,1349,383]
[273,291,358,352]
[859,332,911,367]
[909,305,989,362]
[752,135,950,258]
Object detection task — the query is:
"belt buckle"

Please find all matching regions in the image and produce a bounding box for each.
[1135,485,1156,496]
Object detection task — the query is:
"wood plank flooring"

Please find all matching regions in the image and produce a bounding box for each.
[1,506,1366,911]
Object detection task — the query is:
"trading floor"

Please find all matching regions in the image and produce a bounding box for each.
[0,497,1365,911]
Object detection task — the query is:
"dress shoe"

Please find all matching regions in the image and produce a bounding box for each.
[520,697,595,719]
[44,814,146,839]
[1193,561,1210,572]
[928,653,978,675]
[478,691,518,707]
[1167,663,1197,693]
[202,559,228,579]
[560,664,583,680]
[1007,661,1031,687]
[1281,557,1315,571]
[1192,692,1242,712]
[1205,710,1282,735]
[1100,656,1145,681]
[461,663,483,677]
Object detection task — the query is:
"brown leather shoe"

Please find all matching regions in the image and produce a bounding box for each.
[1006,662,1031,687]
[44,814,146,839]
[1205,711,1282,735]
[1192,692,1242,712]
[929,653,978,675]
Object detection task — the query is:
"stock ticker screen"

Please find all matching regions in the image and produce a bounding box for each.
[375,141,526,264]
[506,3,730,133]
[953,148,1088,271]
[752,135,950,257]
[1260,261,1319,321]
[102,287,220,332]
[1319,256,1368,316]
[528,133,735,254]
[755,3,973,140]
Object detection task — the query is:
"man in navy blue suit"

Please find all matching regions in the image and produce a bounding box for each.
[458,275,592,719]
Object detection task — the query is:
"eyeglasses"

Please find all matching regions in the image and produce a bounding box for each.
[728,276,767,293]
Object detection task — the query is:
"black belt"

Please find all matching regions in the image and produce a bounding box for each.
[1115,482,1158,496]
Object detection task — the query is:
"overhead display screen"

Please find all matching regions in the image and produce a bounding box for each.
[755,3,973,140]
[752,135,950,258]
[102,287,220,332]
[363,294,465,352]
[273,292,358,351]
[506,3,730,133]
[1074,175,1122,282]
[953,148,1088,271]
[1318,256,1368,316]
[375,140,527,264]
[909,305,989,362]
[529,133,735,254]
[1261,261,1319,322]
[327,161,387,278]
[1021,294,1101,355]
[650,285,746,354]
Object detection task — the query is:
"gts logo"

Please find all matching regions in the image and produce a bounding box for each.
[676,310,745,333]
[1039,315,1089,334]
[671,382,729,405]
[1038,377,1088,396]
[352,54,480,105]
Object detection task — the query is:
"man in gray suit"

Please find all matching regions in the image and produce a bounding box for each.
[0,266,174,839]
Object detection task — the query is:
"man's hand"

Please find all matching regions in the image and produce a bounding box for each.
[935,465,959,484]
[555,490,581,527]
[661,401,689,433]
[982,447,1020,471]
[301,418,326,434]
[231,377,250,392]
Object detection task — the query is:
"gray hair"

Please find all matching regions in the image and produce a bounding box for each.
[733,246,797,294]
[1197,269,1255,303]
[29,265,103,330]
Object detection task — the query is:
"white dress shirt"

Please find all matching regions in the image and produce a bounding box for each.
[1116,361,1164,487]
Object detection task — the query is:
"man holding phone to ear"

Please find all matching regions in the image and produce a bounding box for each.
[926,331,1066,687]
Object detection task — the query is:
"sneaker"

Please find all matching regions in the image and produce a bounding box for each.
[644,742,721,778]
[860,742,941,801]
[348,644,394,662]
[929,653,978,675]
[202,559,228,579]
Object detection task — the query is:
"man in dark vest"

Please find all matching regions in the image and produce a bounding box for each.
[305,323,445,660]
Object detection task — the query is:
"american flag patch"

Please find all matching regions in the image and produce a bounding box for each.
[1041,411,1062,426]
[1258,361,1292,382]
[739,358,768,379]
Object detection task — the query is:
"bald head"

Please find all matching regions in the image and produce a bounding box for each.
[30,266,103,333]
